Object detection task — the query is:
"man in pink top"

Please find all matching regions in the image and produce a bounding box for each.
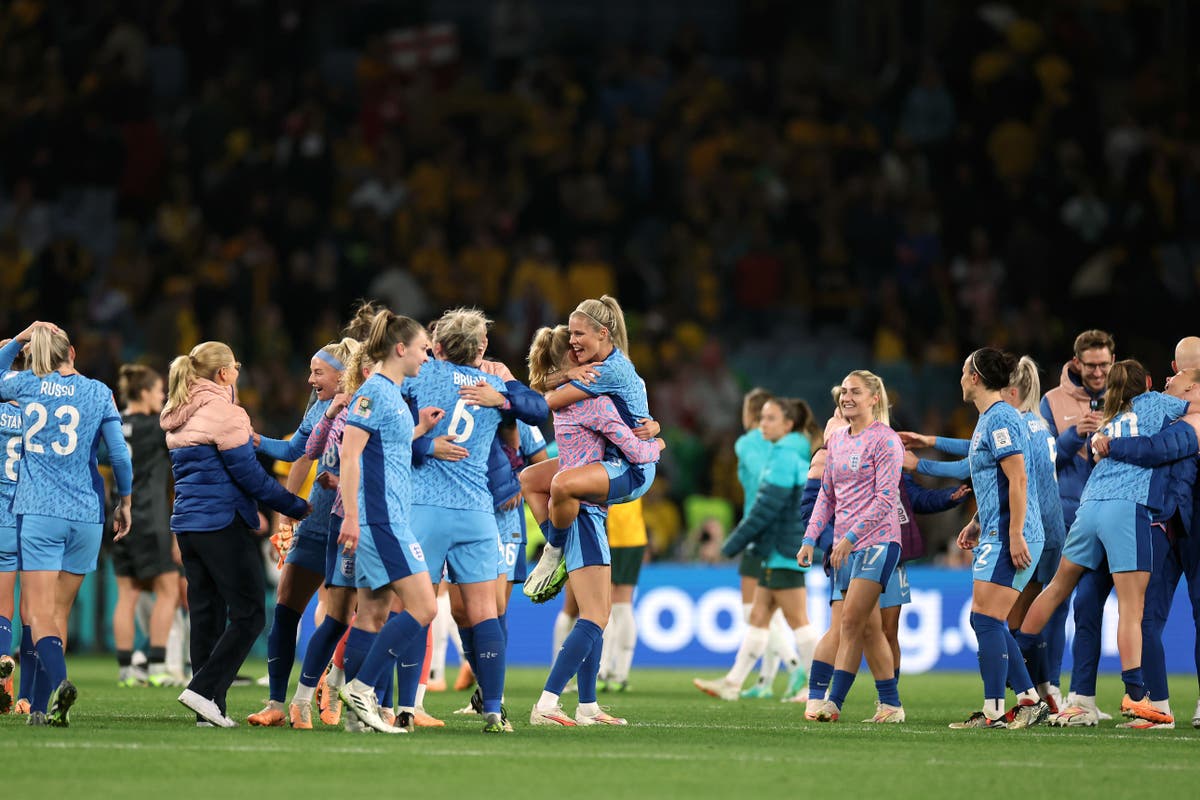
[798,370,904,723]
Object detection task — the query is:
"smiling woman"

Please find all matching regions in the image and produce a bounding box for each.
[160,340,310,728]
[797,370,904,723]
[950,347,1049,730]
[249,336,361,729]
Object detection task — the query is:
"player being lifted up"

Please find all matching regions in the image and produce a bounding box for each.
[522,296,661,602]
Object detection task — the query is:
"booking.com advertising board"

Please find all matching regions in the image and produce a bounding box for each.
[497,564,1198,673]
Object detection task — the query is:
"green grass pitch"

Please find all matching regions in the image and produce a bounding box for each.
[5,658,1199,798]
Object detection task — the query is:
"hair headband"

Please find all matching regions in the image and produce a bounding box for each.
[315,349,345,371]
[575,309,610,336]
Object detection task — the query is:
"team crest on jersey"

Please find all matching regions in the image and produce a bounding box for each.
[409,542,425,562]
[992,428,1012,448]
[847,452,862,470]
[355,396,372,418]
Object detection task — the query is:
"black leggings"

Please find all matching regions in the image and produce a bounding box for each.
[177,522,265,713]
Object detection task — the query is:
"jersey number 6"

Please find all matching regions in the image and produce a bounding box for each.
[447,399,476,444]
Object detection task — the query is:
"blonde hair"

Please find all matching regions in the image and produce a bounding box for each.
[843,369,891,426]
[343,300,386,341]
[434,307,491,366]
[118,364,162,407]
[1008,356,1042,414]
[164,341,236,414]
[364,310,425,364]
[28,326,72,377]
[571,295,629,354]
[527,325,572,393]
[319,337,360,372]
[340,345,374,395]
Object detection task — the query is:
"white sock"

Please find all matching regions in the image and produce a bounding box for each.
[758,610,791,686]
[984,698,1004,719]
[399,705,414,714]
[577,701,599,716]
[1017,688,1038,704]
[166,608,185,676]
[538,690,561,710]
[431,593,452,678]
[1074,694,1097,710]
[1152,698,1171,713]
[599,615,618,680]
[415,684,427,708]
[447,609,464,659]
[136,593,153,640]
[725,626,770,687]
[294,683,315,704]
[553,611,575,661]
[327,665,345,688]
[742,603,753,623]
[793,624,819,676]
[610,602,637,684]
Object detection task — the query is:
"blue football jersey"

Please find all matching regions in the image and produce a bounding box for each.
[345,373,415,528]
[1081,391,1188,506]
[569,347,653,464]
[403,359,506,512]
[570,347,651,428]
[0,402,22,528]
[0,370,121,523]
[969,401,1044,544]
[1023,411,1066,548]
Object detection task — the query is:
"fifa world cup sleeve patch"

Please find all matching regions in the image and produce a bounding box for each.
[355,396,372,419]
[992,428,1012,449]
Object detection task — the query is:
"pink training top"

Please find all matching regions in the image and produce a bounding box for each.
[554,395,660,511]
[803,421,902,551]
[306,407,349,518]
[306,411,337,461]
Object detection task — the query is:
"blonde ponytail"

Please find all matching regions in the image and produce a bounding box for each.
[28,326,72,377]
[164,341,235,414]
[846,369,891,426]
[1008,356,1042,414]
[527,325,571,393]
[571,295,629,354]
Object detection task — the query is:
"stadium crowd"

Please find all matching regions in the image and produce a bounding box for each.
[1,3,1197,558]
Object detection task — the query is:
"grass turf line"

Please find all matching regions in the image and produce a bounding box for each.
[5,657,1199,799]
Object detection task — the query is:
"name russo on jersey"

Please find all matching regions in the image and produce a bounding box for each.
[40,381,76,398]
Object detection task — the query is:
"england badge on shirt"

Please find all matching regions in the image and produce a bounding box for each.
[848,452,861,470]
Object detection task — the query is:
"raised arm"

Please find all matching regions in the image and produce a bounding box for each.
[256,427,311,462]
[916,457,971,481]
[588,402,663,465]
[903,473,969,514]
[722,450,799,558]
[1104,419,1200,467]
